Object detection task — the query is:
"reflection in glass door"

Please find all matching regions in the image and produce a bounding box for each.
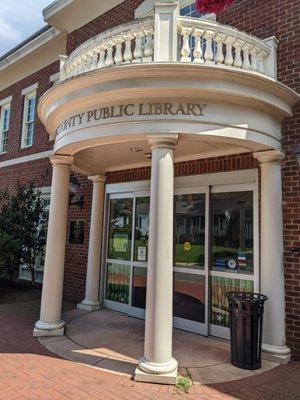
[173,191,208,335]
[104,194,150,318]
[209,189,257,339]
[103,183,257,341]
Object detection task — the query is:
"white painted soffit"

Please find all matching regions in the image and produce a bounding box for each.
[43,0,124,33]
[0,27,60,72]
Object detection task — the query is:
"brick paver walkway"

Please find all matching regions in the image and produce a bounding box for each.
[0,300,299,400]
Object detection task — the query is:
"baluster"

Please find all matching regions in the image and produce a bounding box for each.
[214,33,226,65]
[203,30,215,64]
[86,50,94,70]
[233,39,244,68]
[114,37,124,64]
[69,61,75,77]
[242,44,251,70]
[82,54,89,73]
[180,27,192,62]
[133,31,144,62]
[250,46,258,71]
[90,47,99,70]
[123,33,134,63]
[224,36,235,66]
[97,45,106,68]
[75,56,82,75]
[105,41,115,67]
[143,28,154,61]
[193,29,204,63]
[67,65,74,78]
[75,58,81,75]
[258,50,266,74]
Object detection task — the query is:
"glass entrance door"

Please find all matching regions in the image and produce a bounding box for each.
[173,190,209,335]
[104,193,150,318]
[103,183,257,340]
[209,187,257,339]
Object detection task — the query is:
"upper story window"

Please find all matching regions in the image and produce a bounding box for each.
[0,97,12,154]
[180,2,203,17]
[21,87,37,148]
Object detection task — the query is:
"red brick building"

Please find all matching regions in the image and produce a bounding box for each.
[0,0,299,383]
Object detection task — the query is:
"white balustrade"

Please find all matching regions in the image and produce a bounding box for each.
[177,16,271,76]
[61,17,154,80]
[59,15,275,83]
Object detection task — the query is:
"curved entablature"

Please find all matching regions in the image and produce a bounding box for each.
[37,62,298,176]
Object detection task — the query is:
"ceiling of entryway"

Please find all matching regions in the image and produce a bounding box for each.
[72,135,267,175]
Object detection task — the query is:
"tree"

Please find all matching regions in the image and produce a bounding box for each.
[0,189,22,283]
[0,182,47,286]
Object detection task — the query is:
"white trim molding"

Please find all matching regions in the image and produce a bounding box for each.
[0,96,13,107]
[22,83,38,96]
[0,150,53,169]
[0,27,60,72]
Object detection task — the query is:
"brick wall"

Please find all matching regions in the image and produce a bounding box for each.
[66,0,145,54]
[0,158,52,191]
[219,0,300,360]
[106,152,258,183]
[64,175,93,302]
[0,61,59,162]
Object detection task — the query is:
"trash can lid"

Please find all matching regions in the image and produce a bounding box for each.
[225,292,268,302]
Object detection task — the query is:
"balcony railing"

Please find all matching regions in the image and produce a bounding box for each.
[178,17,271,75]
[59,4,277,83]
[60,17,154,81]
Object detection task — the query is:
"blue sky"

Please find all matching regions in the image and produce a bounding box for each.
[0,0,51,57]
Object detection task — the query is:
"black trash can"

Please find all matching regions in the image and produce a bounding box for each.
[225,292,268,370]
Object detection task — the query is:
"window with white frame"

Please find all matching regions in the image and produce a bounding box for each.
[21,91,36,148]
[180,2,204,17]
[0,102,11,153]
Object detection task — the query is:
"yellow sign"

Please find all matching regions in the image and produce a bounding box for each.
[183,242,192,251]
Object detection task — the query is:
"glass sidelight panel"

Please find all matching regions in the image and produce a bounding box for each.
[174,193,206,270]
[134,197,150,262]
[107,198,133,261]
[210,276,254,328]
[132,267,147,309]
[174,272,205,323]
[105,262,130,304]
[211,191,254,274]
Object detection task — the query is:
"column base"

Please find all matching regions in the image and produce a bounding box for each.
[135,357,178,384]
[262,343,291,364]
[135,366,177,385]
[77,300,100,311]
[33,320,65,337]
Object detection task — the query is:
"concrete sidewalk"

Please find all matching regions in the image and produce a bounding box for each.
[0,300,299,400]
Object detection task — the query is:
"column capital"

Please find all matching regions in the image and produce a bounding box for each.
[147,134,178,149]
[88,175,106,184]
[49,155,74,167]
[253,149,284,164]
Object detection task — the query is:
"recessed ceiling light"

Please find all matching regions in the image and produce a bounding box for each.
[145,152,152,159]
[130,147,143,152]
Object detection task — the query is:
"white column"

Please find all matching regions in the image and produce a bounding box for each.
[253,150,291,363]
[33,155,73,337]
[135,134,178,384]
[154,0,179,62]
[78,175,106,311]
